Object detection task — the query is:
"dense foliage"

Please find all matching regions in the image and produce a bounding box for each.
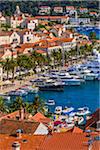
[0,1,99,16]
[0,95,46,115]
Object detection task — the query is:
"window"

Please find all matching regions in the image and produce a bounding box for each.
[27,37,30,41]
[13,39,18,43]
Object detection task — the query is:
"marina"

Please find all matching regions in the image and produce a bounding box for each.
[7,80,99,113]
[2,54,99,114]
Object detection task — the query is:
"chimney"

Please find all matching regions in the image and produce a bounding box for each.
[88,144,92,150]
[16,129,22,139]
[12,142,20,150]
[19,108,25,120]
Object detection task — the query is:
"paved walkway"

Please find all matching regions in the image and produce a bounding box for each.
[0,75,37,94]
[0,57,86,94]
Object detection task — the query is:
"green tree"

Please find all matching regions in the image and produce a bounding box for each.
[0,97,7,112]
[10,97,24,111]
[10,58,17,81]
[17,54,32,77]
[1,23,11,31]
[89,32,96,40]
[31,96,45,114]
[3,58,11,80]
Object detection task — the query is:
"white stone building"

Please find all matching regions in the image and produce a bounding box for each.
[39,6,51,15]
[21,18,38,30]
[23,31,40,43]
[10,16,24,28]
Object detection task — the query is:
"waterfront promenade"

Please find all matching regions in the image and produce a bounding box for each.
[0,74,37,94]
[0,58,86,94]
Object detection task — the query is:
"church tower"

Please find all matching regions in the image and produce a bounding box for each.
[15,5,21,16]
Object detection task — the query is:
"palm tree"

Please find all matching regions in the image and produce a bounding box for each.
[10,58,17,81]
[3,58,11,80]
[31,96,45,114]
[10,97,24,111]
[0,97,7,112]
[51,50,58,68]
[17,54,32,77]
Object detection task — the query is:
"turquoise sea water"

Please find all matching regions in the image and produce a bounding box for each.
[10,80,99,113]
[75,27,100,39]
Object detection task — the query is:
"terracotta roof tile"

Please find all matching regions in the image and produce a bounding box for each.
[90,12,97,15]
[0,134,45,150]
[0,31,13,36]
[0,110,19,121]
[35,16,68,19]
[72,126,83,133]
[35,50,46,54]
[80,7,88,10]
[39,132,89,150]
[0,119,40,135]
[66,6,75,10]
[31,112,51,124]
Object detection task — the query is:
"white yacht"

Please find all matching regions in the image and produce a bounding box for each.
[83,73,97,80]
[55,106,62,115]
[8,89,28,97]
[21,86,39,93]
[0,94,10,101]
[35,79,64,91]
[46,99,55,106]
[76,107,91,116]
[62,107,74,115]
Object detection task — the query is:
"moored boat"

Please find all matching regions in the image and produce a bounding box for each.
[8,89,28,96]
[55,106,62,115]
[38,79,64,91]
[76,107,91,116]
[83,73,97,80]
[0,94,10,101]
[46,99,55,106]
[62,106,74,115]
[21,86,39,93]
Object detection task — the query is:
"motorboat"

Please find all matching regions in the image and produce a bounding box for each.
[16,89,28,96]
[83,73,97,80]
[46,99,55,106]
[69,112,76,117]
[38,79,64,91]
[8,89,28,97]
[55,106,62,115]
[97,74,100,80]
[76,107,91,116]
[74,116,84,125]
[64,78,81,86]
[0,94,10,101]
[21,86,39,93]
[66,117,75,128]
[62,107,74,115]
[78,117,84,125]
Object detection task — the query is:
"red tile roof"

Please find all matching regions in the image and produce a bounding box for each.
[0,110,19,121]
[31,112,51,124]
[35,16,68,19]
[72,127,83,133]
[90,12,97,15]
[35,50,46,54]
[66,6,75,10]
[39,132,89,150]
[80,7,88,10]
[0,119,40,135]
[0,134,45,150]
[0,31,13,36]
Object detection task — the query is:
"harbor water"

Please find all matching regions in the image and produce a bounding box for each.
[10,80,99,113]
[75,26,100,39]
